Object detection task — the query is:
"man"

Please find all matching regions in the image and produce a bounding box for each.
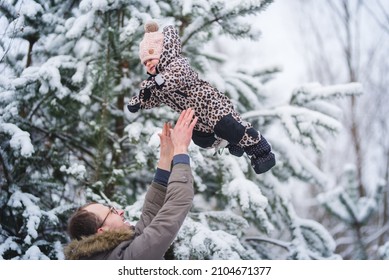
[64,109,198,259]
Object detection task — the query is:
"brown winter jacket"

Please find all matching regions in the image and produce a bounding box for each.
[64,163,194,260]
[128,25,236,136]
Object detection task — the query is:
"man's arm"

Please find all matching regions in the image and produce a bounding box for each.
[134,122,173,234]
[119,109,198,259]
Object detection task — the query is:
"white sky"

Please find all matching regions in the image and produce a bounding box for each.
[219,0,305,104]
[252,0,306,92]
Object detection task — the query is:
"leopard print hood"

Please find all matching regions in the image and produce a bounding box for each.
[157,25,182,73]
[64,229,134,260]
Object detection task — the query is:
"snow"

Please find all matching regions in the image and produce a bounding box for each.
[125,122,144,142]
[1,0,386,261]
[297,218,338,258]
[72,61,87,83]
[125,193,145,223]
[120,18,141,42]
[40,65,67,97]
[198,210,249,235]
[182,0,194,16]
[0,237,21,260]
[226,76,262,108]
[74,82,92,105]
[80,0,111,12]
[19,0,44,19]
[175,217,258,260]
[291,83,363,105]
[0,123,34,157]
[145,1,162,18]
[379,242,389,260]
[7,191,42,245]
[53,241,65,260]
[66,12,94,39]
[135,151,147,165]
[60,163,87,180]
[23,245,49,260]
[318,186,381,225]
[148,130,162,149]
[223,178,268,212]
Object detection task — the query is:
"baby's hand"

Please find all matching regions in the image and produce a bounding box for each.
[127,95,141,113]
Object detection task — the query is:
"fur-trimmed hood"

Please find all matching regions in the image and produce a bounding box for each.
[64,229,134,260]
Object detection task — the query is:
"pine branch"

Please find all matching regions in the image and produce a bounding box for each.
[26,121,95,159]
[244,236,290,250]
[0,147,13,189]
[181,0,273,46]
[0,3,22,64]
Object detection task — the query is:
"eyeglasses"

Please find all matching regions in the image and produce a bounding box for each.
[99,206,119,228]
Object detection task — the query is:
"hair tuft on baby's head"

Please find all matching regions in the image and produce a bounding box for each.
[144,21,159,33]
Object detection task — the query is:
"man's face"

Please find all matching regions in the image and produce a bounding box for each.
[85,204,130,231]
[144,58,159,75]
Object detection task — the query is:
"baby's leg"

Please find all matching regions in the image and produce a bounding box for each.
[213,111,259,146]
[237,122,275,174]
[213,112,275,174]
[243,136,275,174]
[192,129,217,148]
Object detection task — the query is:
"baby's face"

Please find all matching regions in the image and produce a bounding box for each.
[144,58,159,75]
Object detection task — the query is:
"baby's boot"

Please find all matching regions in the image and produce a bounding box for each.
[226,144,244,157]
[244,137,276,174]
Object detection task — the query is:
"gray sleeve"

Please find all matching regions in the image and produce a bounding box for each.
[134,182,166,235]
[119,163,194,260]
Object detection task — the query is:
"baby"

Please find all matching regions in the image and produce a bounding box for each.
[128,21,275,174]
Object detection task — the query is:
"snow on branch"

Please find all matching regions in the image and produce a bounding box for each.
[379,242,389,260]
[22,245,49,260]
[181,0,270,43]
[280,106,341,146]
[66,12,94,39]
[244,104,341,153]
[0,123,34,157]
[0,236,21,260]
[242,83,361,153]
[7,191,41,244]
[273,139,328,187]
[12,55,91,104]
[290,82,363,106]
[222,178,272,231]
[317,166,384,225]
[19,0,44,19]
[297,218,339,259]
[223,178,268,212]
[79,0,113,13]
[174,217,258,259]
[196,210,249,235]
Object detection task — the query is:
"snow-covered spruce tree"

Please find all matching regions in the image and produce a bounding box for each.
[1,0,362,259]
[318,165,385,259]
[0,0,93,259]
[0,0,162,259]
